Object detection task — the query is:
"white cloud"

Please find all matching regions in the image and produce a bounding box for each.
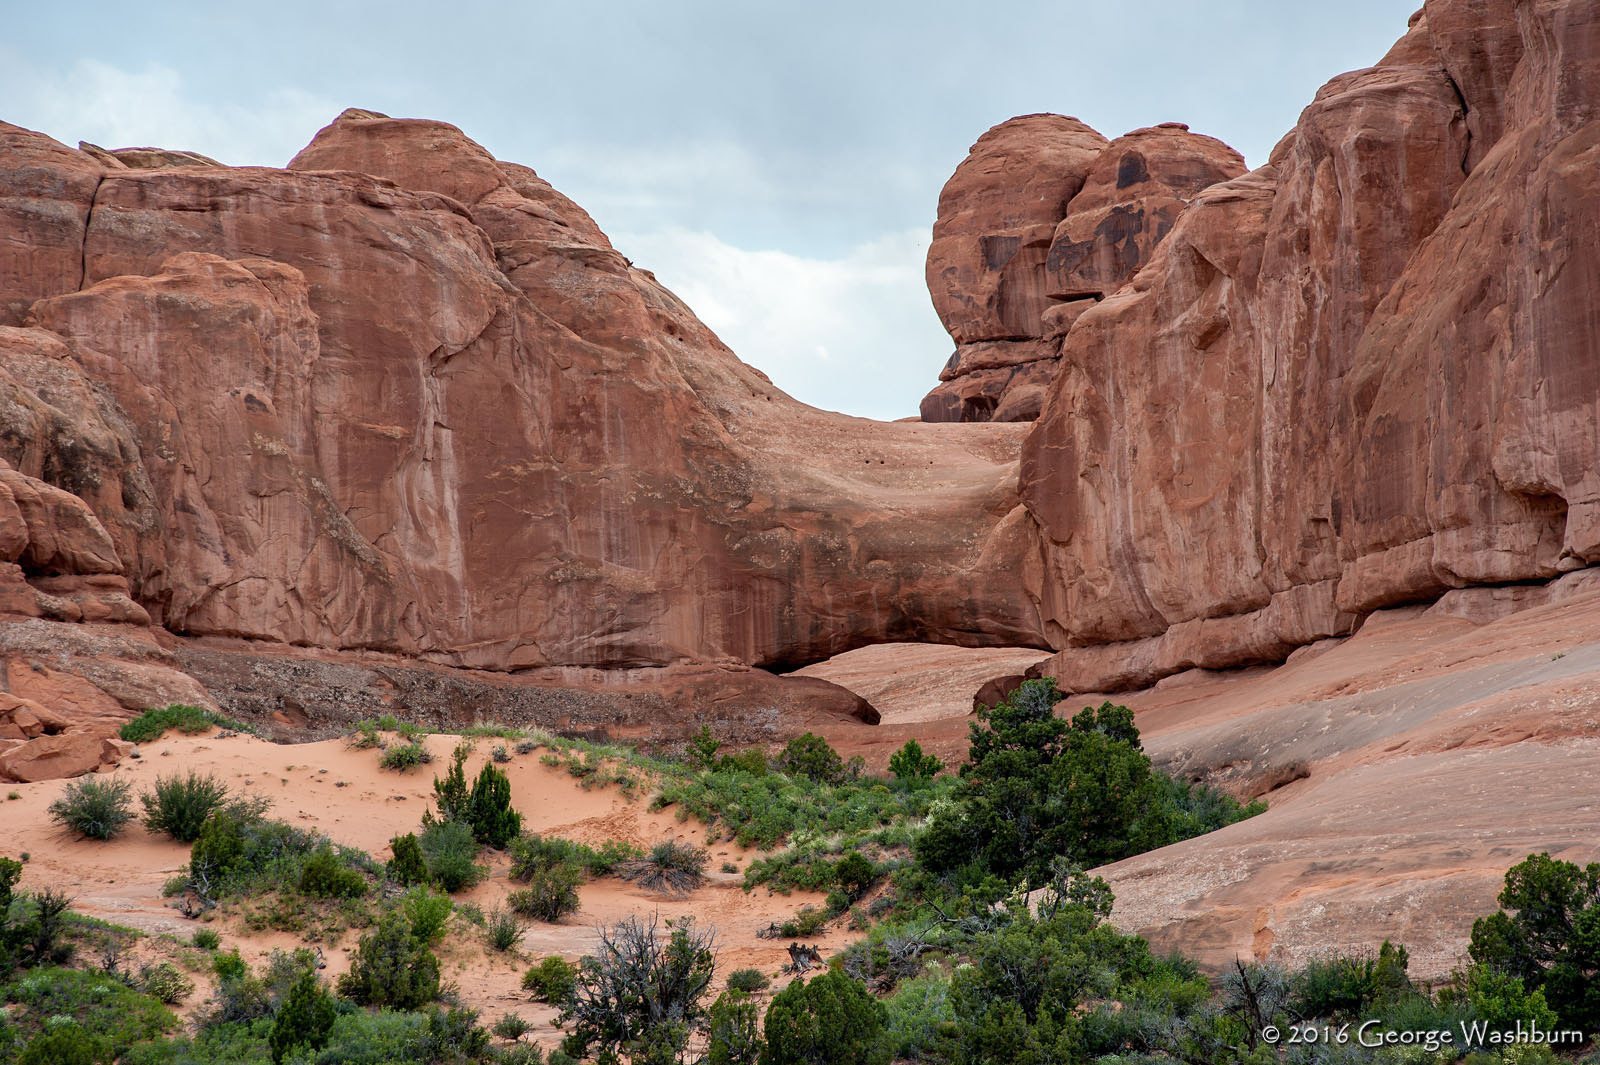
[0,56,338,166]
[616,226,951,420]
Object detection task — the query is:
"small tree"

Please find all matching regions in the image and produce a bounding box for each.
[466,761,522,848]
[887,739,942,785]
[1469,852,1600,1030]
[688,725,722,771]
[429,743,473,825]
[389,832,430,887]
[762,970,889,1065]
[563,914,716,1063]
[338,914,441,1009]
[269,969,336,1065]
[835,852,878,903]
[777,733,845,785]
[707,988,764,1065]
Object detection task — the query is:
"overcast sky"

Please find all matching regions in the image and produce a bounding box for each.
[4,1,1417,419]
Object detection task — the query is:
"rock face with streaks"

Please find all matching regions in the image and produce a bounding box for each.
[1017,0,1600,691]
[0,109,1044,751]
[921,116,1244,422]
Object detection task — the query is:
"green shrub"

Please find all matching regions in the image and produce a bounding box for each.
[779,907,828,938]
[419,1006,491,1063]
[1469,851,1600,1031]
[118,704,242,743]
[1459,964,1559,1044]
[401,887,454,945]
[4,966,175,1056]
[187,809,320,899]
[523,955,578,1005]
[212,948,248,982]
[418,819,485,893]
[297,846,368,899]
[777,733,845,784]
[141,772,266,843]
[509,833,638,880]
[337,914,441,1009]
[707,989,764,1065]
[616,840,709,895]
[16,1024,113,1065]
[883,972,956,1062]
[138,961,193,1004]
[485,906,524,952]
[563,914,715,1064]
[465,761,522,848]
[762,971,889,1065]
[507,863,584,923]
[1290,940,1411,1018]
[268,969,336,1064]
[191,927,220,950]
[492,1012,532,1041]
[717,748,769,776]
[48,777,135,841]
[726,967,770,994]
[312,1009,428,1065]
[887,739,942,784]
[378,741,432,771]
[388,832,430,887]
[835,851,879,902]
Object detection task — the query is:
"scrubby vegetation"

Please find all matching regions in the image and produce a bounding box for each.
[615,840,710,895]
[418,818,487,893]
[141,771,267,842]
[48,776,136,840]
[6,686,1586,1065]
[378,740,434,771]
[119,703,247,743]
[914,681,1264,888]
[561,913,716,1063]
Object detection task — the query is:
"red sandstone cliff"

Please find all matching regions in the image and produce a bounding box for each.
[0,112,1044,687]
[919,0,1600,690]
[1,0,1596,763]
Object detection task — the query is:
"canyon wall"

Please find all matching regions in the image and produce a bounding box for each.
[0,112,1045,686]
[994,0,1600,690]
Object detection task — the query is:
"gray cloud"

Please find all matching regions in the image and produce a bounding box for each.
[3,0,1418,417]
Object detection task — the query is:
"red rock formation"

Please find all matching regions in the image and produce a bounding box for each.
[922,117,1243,422]
[1022,0,1600,691]
[0,110,1046,744]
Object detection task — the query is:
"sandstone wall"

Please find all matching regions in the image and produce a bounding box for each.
[921,117,1244,422]
[0,112,1047,684]
[1016,0,1600,690]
